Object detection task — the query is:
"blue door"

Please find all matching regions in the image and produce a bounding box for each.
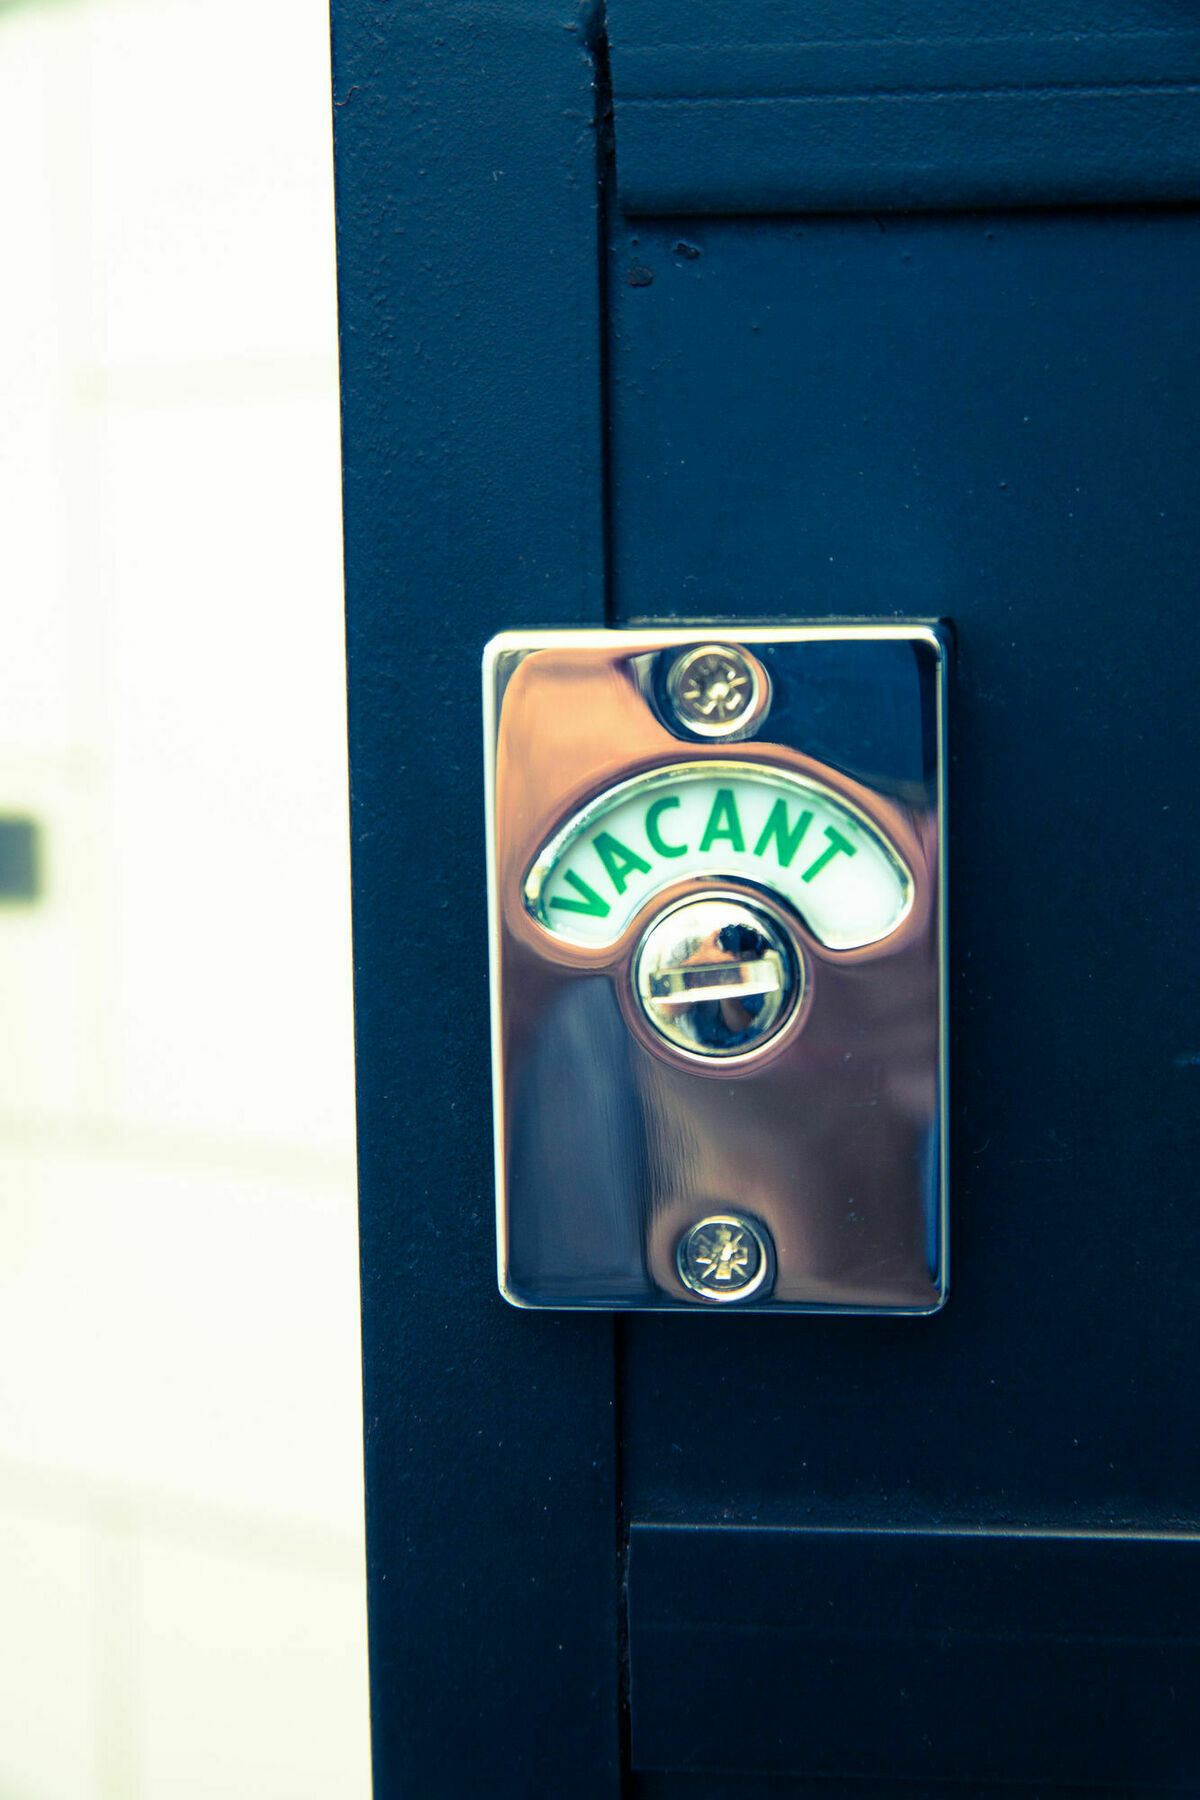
[332,4,1200,1791]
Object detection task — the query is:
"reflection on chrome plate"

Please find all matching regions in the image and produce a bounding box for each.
[484,626,947,1315]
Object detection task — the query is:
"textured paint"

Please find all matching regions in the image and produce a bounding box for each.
[331,2,619,1794]
[606,2,1200,213]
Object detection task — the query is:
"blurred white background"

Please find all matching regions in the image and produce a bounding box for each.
[0,0,369,1791]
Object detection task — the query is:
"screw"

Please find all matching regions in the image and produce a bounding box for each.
[677,1213,774,1303]
[665,643,764,738]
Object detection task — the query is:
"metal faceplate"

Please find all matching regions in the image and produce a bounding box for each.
[484,627,947,1313]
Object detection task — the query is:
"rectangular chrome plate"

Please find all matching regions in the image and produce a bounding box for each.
[484,626,947,1313]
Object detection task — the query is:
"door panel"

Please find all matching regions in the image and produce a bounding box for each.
[604,1,1200,214]
[628,1525,1200,1784]
[610,210,1200,1541]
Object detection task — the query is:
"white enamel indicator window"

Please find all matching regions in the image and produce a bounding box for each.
[524,763,912,952]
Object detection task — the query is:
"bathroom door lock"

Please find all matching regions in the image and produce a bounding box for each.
[484,626,947,1314]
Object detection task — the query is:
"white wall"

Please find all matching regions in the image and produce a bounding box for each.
[0,0,369,1790]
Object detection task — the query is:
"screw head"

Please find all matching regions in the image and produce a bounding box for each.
[665,643,764,738]
[677,1214,774,1302]
[633,894,800,1060]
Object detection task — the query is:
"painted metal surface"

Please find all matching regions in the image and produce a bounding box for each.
[606,2,1200,213]
[334,0,1200,1788]
[628,1524,1200,1784]
[331,3,620,1794]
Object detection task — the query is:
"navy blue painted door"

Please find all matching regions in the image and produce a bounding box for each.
[332,4,1200,1792]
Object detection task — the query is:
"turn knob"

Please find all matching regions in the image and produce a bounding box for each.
[632,893,801,1059]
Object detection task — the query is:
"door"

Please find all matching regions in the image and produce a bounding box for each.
[331,3,1200,1792]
